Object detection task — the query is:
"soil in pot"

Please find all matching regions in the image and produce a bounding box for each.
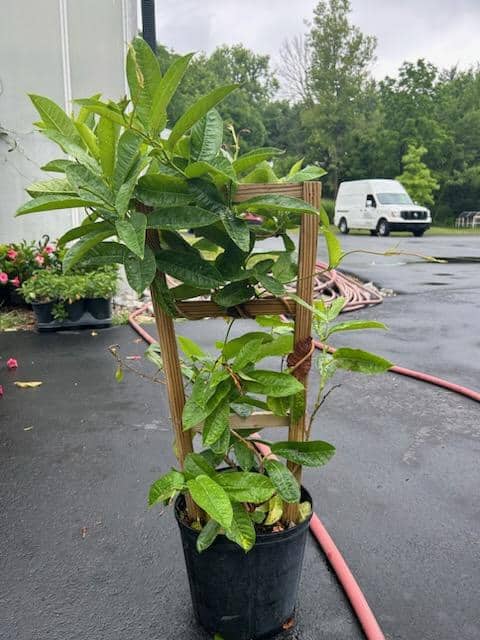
[175,488,312,640]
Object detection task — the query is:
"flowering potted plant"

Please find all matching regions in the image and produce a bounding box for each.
[17,37,391,638]
[0,237,61,305]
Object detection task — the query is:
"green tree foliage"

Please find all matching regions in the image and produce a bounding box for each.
[396,145,440,207]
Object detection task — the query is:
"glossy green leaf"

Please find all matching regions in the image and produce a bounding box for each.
[73,241,126,268]
[215,471,275,503]
[222,332,271,360]
[266,396,290,417]
[327,320,387,337]
[256,334,293,360]
[155,250,224,288]
[233,147,284,175]
[113,129,142,192]
[16,195,95,216]
[241,161,278,184]
[115,211,146,258]
[62,229,114,272]
[66,164,114,206]
[210,424,232,456]
[290,390,306,423]
[129,37,162,125]
[271,440,336,467]
[184,452,216,480]
[196,519,221,553]
[178,336,206,359]
[148,469,185,506]
[333,348,392,374]
[233,440,255,471]
[168,84,238,150]
[212,282,255,308]
[225,503,256,552]
[58,221,114,246]
[96,116,117,178]
[298,501,312,523]
[235,194,318,215]
[146,206,221,230]
[286,165,327,183]
[186,156,236,185]
[287,157,304,177]
[221,210,251,251]
[26,178,76,197]
[75,121,99,158]
[203,401,230,447]
[232,338,264,371]
[191,108,223,162]
[41,129,101,172]
[272,252,297,283]
[245,370,304,397]
[182,375,214,429]
[264,495,283,525]
[321,227,343,268]
[264,458,300,503]
[187,475,233,530]
[256,274,285,296]
[150,52,194,133]
[135,174,191,208]
[124,244,157,293]
[29,94,82,145]
[40,159,73,173]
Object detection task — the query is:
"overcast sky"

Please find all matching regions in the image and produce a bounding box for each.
[150,0,480,80]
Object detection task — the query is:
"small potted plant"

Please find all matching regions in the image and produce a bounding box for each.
[20,266,117,330]
[17,37,391,638]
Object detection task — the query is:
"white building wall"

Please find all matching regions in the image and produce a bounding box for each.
[0,0,137,243]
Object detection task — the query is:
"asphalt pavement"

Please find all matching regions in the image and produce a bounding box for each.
[1,232,479,640]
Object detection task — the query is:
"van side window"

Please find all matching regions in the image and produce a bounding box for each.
[366,194,376,207]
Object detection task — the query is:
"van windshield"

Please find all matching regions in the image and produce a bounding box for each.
[377,192,413,205]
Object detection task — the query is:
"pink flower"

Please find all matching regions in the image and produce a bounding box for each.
[7,358,18,370]
[10,276,20,288]
[0,272,8,285]
[6,248,18,260]
[0,385,4,398]
[34,254,45,266]
[45,245,55,254]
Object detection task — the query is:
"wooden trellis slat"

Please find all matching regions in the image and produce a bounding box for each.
[148,182,321,522]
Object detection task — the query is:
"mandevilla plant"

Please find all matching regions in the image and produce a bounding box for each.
[17,37,391,556]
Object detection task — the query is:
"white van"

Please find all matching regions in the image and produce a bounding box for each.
[334,179,431,237]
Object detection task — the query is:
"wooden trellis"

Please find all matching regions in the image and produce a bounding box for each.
[149,182,321,521]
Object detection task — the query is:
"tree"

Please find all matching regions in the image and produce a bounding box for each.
[279,35,313,103]
[396,145,440,207]
[305,0,377,193]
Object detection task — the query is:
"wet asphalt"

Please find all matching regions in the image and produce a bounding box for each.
[1,233,479,640]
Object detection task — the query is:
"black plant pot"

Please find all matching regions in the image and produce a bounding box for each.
[32,298,112,331]
[175,488,312,640]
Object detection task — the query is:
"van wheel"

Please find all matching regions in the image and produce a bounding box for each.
[377,219,390,237]
[413,230,425,237]
[338,218,349,234]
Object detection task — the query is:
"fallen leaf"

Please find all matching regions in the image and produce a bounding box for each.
[282,617,295,630]
[23,426,34,431]
[14,381,42,388]
[80,527,88,539]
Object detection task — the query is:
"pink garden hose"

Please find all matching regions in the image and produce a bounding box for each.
[127,263,478,640]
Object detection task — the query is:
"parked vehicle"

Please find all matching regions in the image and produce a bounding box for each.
[334,179,431,237]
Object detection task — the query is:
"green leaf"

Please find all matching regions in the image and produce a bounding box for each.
[29,94,82,145]
[182,375,214,429]
[271,440,336,467]
[124,244,156,294]
[256,274,285,296]
[187,475,233,529]
[115,365,124,382]
[233,440,255,471]
[191,108,223,162]
[96,116,117,178]
[212,282,255,308]
[75,121,99,158]
[74,241,126,268]
[221,210,251,252]
[233,147,284,176]
[115,157,149,217]
[222,332,271,360]
[41,129,100,172]
[16,195,96,216]
[264,495,283,526]
[298,501,312,523]
[210,424,231,456]
[267,396,290,417]
[40,159,73,173]
[146,206,221,230]
[155,250,224,288]
[186,156,237,185]
[327,320,387,337]
[245,370,304,397]
[264,459,300,503]
[148,469,185,506]
[62,229,114,272]
[333,348,392,374]
[184,452,216,480]
[115,211,146,258]
[242,161,278,184]
[272,252,297,283]
[232,338,264,371]
[150,52,194,133]
[215,471,275,503]
[286,165,327,183]
[225,503,256,552]
[66,164,114,206]
[74,99,126,126]
[168,84,238,150]
[235,194,318,215]
[321,227,343,268]
[129,37,162,126]
[290,391,305,423]
[256,334,293,360]
[203,400,230,447]
[113,129,143,192]
[26,178,76,197]
[196,519,221,552]
[255,315,293,330]
[287,157,304,178]
[58,221,114,246]
[135,174,191,208]
[178,336,206,359]
[150,273,178,316]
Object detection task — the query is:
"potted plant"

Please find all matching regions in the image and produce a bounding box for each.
[17,37,391,638]
[20,266,117,330]
[0,237,62,306]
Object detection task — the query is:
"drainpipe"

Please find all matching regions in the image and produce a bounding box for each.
[141,0,157,51]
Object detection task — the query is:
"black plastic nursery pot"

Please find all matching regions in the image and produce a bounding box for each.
[32,298,112,331]
[175,487,313,640]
